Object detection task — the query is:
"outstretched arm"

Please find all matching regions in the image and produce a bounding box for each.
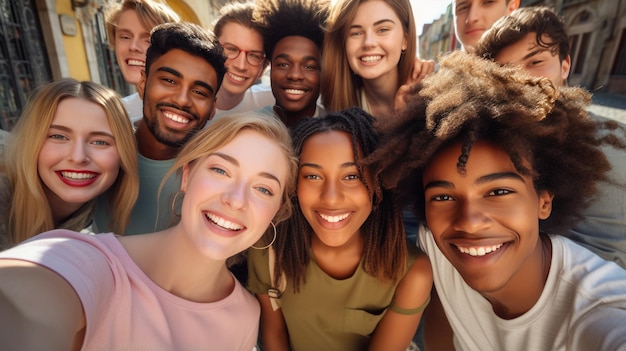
[0,259,85,350]
[369,254,433,351]
[257,293,291,351]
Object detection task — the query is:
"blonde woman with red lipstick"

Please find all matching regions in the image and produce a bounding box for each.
[0,78,138,250]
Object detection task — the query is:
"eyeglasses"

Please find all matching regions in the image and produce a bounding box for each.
[221,43,266,66]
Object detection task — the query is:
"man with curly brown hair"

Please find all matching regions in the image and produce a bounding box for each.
[368,51,626,350]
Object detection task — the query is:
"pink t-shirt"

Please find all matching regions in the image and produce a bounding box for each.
[0,229,260,351]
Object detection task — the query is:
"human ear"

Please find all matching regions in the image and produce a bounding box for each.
[537,190,554,220]
[137,70,147,99]
[561,55,571,84]
[181,164,190,192]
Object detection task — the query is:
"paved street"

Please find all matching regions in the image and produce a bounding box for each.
[589,92,626,124]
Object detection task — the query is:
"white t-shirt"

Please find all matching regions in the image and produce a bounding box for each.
[213,84,275,120]
[0,230,260,350]
[419,225,626,351]
[122,92,143,123]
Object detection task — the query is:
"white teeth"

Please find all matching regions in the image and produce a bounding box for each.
[284,89,305,95]
[128,59,145,67]
[163,111,189,124]
[61,172,96,180]
[457,243,503,257]
[228,72,246,82]
[206,213,243,230]
[319,213,349,223]
[361,55,382,63]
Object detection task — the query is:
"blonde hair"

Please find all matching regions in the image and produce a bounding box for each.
[3,79,139,244]
[163,113,297,224]
[320,0,417,112]
[105,0,180,49]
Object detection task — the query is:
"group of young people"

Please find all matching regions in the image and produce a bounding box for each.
[0,0,625,350]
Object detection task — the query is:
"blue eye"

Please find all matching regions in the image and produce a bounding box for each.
[256,186,273,196]
[210,167,227,175]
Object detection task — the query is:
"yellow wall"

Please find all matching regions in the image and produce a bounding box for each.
[168,1,201,25]
[57,0,91,81]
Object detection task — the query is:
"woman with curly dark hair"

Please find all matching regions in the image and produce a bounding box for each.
[368,51,626,350]
[248,107,432,350]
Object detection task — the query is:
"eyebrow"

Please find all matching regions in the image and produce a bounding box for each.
[212,152,282,187]
[423,172,525,190]
[299,161,357,170]
[49,124,115,139]
[350,18,396,29]
[156,66,215,95]
[274,53,320,63]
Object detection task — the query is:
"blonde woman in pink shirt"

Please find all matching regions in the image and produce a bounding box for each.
[0,113,296,351]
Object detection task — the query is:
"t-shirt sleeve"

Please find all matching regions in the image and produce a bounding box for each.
[0,230,116,320]
[246,247,273,295]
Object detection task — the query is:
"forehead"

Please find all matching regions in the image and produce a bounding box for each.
[149,49,218,85]
[218,22,264,50]
[117,9,150,32]
[493,32,556,62]
[425,141,519,179]
[301,130,357,160]
[272,36,320,60]
[353,1,401,24]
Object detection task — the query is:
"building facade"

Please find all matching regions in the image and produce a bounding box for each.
[418,0,626,94]
[0,0,228,131]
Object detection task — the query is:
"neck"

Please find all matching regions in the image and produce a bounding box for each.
[273,104,316,127]
[122,228,234,303]
[216,89,245,111]
[361,71,399,118]
[135,120,180,160]
[45,190,86,227]
[484,234,552,319]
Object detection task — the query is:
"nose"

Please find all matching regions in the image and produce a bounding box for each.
[172,86,191,107]
[129,37,143,53]
[286,64,304,81]
[221,181,247,211]
[362,29,376,48]
[466,6,479,24]
[319,179,343,206]
[452,200,491,234]
[231,51,247,70]
[68,141,90,165]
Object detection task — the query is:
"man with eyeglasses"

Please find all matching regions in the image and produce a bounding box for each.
[211,2,274,120]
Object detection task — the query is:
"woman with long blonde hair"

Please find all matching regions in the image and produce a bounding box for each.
[0,78,139,249]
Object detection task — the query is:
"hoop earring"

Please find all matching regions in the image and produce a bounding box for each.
[401,49,406,55]
[171,190,184,217]
[251,221,277,250]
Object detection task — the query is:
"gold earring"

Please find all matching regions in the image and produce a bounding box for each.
[251,221,277,250]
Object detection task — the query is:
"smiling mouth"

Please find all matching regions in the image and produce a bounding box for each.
[60,171,97,181]
[360,55,382,63]
[206,213,243,231]
[456,243,504,257]
[228,71,247,82]
[127,59,145,67]
[284,88,306,95]
[319,213,349,223]
[163,110,190,124]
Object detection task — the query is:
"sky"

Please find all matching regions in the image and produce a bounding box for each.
[411,0,453,36]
